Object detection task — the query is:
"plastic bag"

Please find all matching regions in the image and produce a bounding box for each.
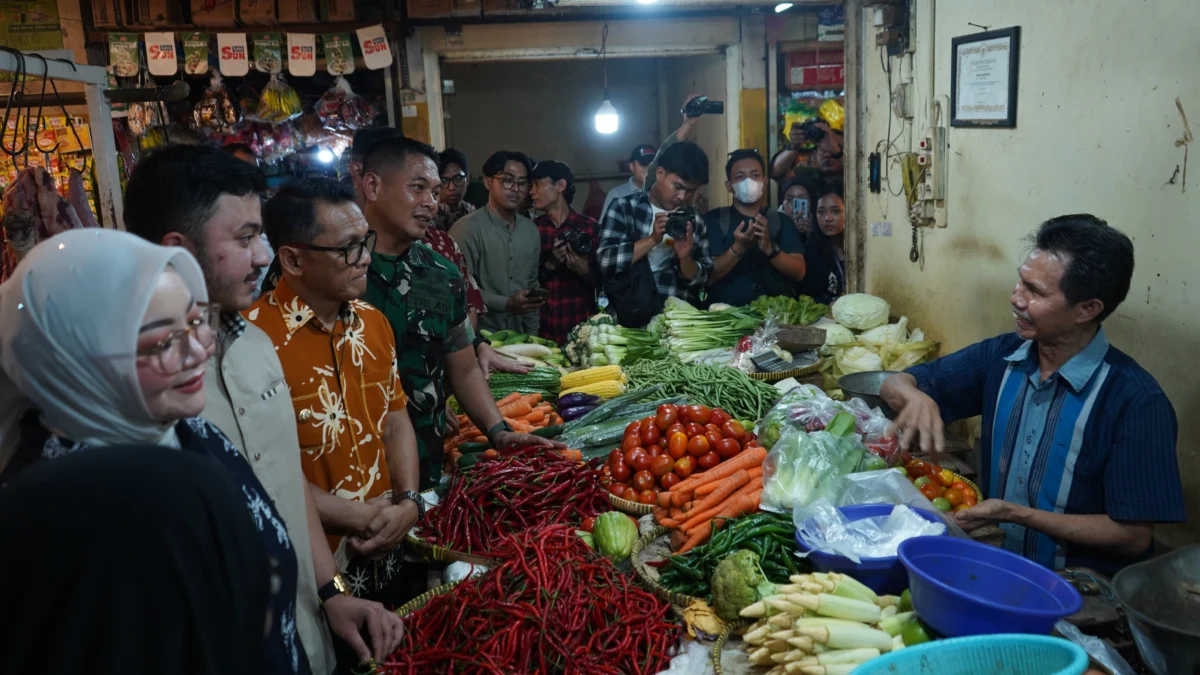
[192,72,240,134]
[254,73,303,125]
[795,500,946,563]
[1054,620,1136,675]
[798,469,971,539]
[316,76,376,131]
[730,314,781,373]
[755,384,825,449]
[761,425,865,513]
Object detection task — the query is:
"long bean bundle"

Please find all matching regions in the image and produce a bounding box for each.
[623,358,781,421]
[381,524,681,675]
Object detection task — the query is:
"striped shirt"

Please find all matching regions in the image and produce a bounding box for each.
[907,330,1185,574]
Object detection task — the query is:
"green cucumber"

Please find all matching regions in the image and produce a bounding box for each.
[457,452,486,470]
[479,329,494,338]
[458,441,490,454]
[532,424,563,438]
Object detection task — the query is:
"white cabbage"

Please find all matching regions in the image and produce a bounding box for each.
[859,316,910,346]
[835,346,884,374]
[831,294,891,331]
[820,322,856,355]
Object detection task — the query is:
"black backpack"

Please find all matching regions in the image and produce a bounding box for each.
[602,257,664,328]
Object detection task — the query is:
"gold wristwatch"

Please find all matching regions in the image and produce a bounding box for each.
[318,573,352,604]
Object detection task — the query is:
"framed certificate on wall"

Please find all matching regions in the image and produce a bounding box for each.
[951,26,1020,128]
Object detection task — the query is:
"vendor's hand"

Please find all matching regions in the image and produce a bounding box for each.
[477,341,533,380]
[953,499,1016,531]
[351,501,420,557]
[751,214,772,256]
[493,430,566,453]
[650,210,670,244]
[731,220,755,254]
[505,289,544,315]
[885,389,945,455]
[671,223,695,261]
[322,594,405,663]
[444,402,461,437]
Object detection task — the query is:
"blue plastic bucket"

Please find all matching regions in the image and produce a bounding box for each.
[794,503,948,595]
[849,634,1089,675]
[898,536,1083,637]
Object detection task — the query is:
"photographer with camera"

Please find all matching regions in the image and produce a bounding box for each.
[704,149,807,307]
[450,151,544,335]
[770,108,845,183]
[530,160,599,344]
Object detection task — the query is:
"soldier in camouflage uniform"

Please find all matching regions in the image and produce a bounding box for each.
[357,135,562,490]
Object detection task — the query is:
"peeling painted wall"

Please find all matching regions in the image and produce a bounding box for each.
[856,0,1200,545]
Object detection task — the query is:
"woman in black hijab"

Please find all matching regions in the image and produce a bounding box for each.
[0,446,270,675]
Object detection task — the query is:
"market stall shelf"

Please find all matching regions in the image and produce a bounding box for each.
[631,525,705,607]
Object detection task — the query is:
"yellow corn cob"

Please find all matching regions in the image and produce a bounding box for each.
[559,379,626,400]
[560,365,622,390]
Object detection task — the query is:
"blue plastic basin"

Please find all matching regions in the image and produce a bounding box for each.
[898,536,1083,637]
[794,503,947,595]
[850,634,1089,675]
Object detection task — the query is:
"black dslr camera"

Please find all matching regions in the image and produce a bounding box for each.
[664,206,701,241]
[557,228,593,256]
[794,117,827,143]
[682,96,724,118]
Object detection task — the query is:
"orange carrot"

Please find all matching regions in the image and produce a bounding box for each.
[495,392,523,408]
[556,448,582,461]
[675,523,712,554]
[657,492,673,508]
[523,392,543,405]
[747,466,763,480]
[653,506,669,522]
[524,409,545,425]
[678,470,751,531]
[497,400,533,418]
[471,435,488,444]
[669,490,694,508]
[670,447,766,494]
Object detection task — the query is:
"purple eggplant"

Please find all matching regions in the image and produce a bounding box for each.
[559,404,599,422]
[558,392,601,408]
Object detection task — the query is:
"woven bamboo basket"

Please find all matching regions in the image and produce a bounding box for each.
[608,491,656,515]
[403,489,501,566]
[629,525,705,607]
[748,361,822,382]
[395,580,462,618]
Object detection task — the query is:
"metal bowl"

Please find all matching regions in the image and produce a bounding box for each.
[1112,545,1200,675]
[837,370,897,418]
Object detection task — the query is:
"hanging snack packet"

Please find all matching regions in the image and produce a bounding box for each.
[192,72,240,134]
[316,76,376,131]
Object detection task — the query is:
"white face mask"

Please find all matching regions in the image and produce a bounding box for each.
[732,178,763,204]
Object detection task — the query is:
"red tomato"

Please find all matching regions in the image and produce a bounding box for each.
[581,516,596,533]
[697,452,720,470]
[704,423,722,436]
[659,472,681,490]
[624,447,645,467]
[919,482,941,501]
[667,432,689,459]
[688,405,713,424]
[637,489,657,505]
[649,454,674,478]
[607,448,623,467]
[608,483,628,499]
[963,492,978,507]
[666,422,686,438]
[950,480,971,494]
[709,408,731,427]
[624,421,641,438]
[621,434,642,452]
[721,420,746,442]
[687,435,710,457]
[609,460,631,483]
[631,452,652,472]
[704,430,722,448]
[642,424,662,447]
[655,405,679,430]
[685,423,705,438]
[674,455,696,478]
[715,437,741,459]
[944,488,966,507]
[645,444,663,458]
[633,470,656,492]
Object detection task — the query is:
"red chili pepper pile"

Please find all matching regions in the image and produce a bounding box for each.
[379,524,682,675]
[417,449,610,554]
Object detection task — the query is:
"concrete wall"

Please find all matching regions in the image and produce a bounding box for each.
[854,0,1200,545]
[663,53,732,208]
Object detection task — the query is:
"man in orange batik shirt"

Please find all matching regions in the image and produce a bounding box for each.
[246,177,422,609]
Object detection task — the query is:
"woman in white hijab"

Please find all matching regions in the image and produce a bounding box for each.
[0,229,311,675]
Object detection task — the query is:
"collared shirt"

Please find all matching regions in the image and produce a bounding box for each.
[449,205,541,334]
[602,177,641,222]
[204,312,335,675]
[597,190,712,306]
[243,278,407,559]
[535,209,599,344]
[432,199,475,233]
[421,225,486,316]
[702,206,804,307]
[907,329,1185,574]
[363,241,474,489]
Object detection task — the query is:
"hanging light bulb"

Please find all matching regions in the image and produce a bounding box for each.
[595,94,619,134]
[316,148,335,163]
[636,0,657,4]
[774,2,793,11]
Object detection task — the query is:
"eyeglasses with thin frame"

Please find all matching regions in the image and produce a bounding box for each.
[492,174,530,192]
[137,303,220,374]
[441,173,467,187]
[285,230,377,266]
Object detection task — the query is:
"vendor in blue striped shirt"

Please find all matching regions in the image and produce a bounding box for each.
[880,214,1185,574]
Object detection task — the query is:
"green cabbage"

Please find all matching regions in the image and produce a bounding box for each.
[832,293,891,331]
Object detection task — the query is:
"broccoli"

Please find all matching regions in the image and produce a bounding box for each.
[710,550,779,622]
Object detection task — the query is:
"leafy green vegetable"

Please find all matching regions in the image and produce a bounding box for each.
[749,294,829,326]
[711,549,778,621]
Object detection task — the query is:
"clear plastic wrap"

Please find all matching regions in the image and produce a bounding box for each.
[791,469,971,539]
[730,315,781,374]
[760,425,865,513]
[316,76,376,131]
[794,500,946,563]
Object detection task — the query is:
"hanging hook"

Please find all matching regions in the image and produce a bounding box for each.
[27,54,62,154]
[0,47,30,162]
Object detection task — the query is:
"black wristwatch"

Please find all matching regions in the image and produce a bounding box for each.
[318,573,352,604]
[395,489,426,520]
[767,244,782,260]
[473,334,491,350]
[486,420,514,446]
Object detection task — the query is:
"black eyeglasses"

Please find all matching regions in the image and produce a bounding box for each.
[287,230,377,265]
[441,173,467,187]
[491,174,530,192]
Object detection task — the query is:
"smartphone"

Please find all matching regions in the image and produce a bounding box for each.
[527,288,551,301]
[791,197,809,220]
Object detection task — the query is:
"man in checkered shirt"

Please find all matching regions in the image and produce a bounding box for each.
[597,141,713,307]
